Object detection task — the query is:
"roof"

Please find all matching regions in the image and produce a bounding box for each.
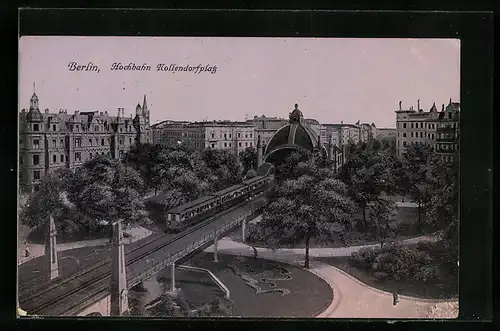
[213,184,246,196]
[167,195,217,214]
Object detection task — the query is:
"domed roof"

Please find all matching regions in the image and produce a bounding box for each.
[245,168,258,179]
[26,108,43,122]
[265,104,319,155]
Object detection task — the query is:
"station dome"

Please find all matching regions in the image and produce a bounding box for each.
[264,103,320,157]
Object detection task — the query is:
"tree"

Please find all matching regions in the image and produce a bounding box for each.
[402,144,443,228]
[21,172,68,229]
[201,149,243,191]
[124,143,165,195]
[340,149,395,229]
[367,195,399,248]
[67,156,147,229]
[274,148,313,182]
[254,154,356,268]
[239,147,257,172]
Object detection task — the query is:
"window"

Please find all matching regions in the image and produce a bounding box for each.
[19,156,23,165]
[75,138,82,147]
[120,127,123,132]
[250,142,253,147]
[76,125,80,132]
[245,134,248,138]
[89,139,93,146]
[95,138,98,145]
[250,133,253,138]
[432,134,435,139]
[403,123,407,129]
[245,142,248,147]
[119,150,123,156]
[410,132,413,138]
[33,155,40,165]
[101,139,105,146]
[119,138,124,145]
[403,141,407,147]
[34,185,40,192]
[129,137,132,144]
[211,133,215,138]
[60,154,64,162]
[237,133,241,138]
[70,125,74,131]
[90,153,93,159]
[33,124,39,132]
[224,133,227,139]
[229,134,232,139]
[420,123,423,128]
[33,170,40,180]
[224,142,227,147]
[411,123,413,129]
[52,154,56,163]
[33,139,40,149]
[239,142,242,147]
[52,140,56,148]
[75,152,82,162]
[448,113,452,119]
[229,143,232,147]
[420,132,423,138]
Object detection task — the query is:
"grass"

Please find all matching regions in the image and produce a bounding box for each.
[316,255,458,300]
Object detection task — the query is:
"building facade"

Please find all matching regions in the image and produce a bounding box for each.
[151,120,255,154]
[395,99,460,163]
[19,88,151,193]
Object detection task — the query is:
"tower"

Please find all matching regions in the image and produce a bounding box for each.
[110,220,129,316]
[256,135,263,169]
[142,94,149,127]
[44,214,59,280]
[30,82,39,111]
[133,101,147,144]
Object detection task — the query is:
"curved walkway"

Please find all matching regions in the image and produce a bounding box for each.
[204,237,458,319]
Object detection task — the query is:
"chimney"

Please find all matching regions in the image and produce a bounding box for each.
[45,108,49,114]
[417,99,420,110]
[341,121,343,125]
[105,110,108,114]
[100,112,103,116]
[399,101,402,110]
[442,104,445,111]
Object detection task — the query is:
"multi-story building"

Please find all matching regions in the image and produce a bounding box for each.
[18,87,151,193]
[152,120,255,154]
[395,99,460,162]
[246,115,287,148]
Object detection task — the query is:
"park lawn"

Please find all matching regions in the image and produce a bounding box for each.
[316,255,458,300]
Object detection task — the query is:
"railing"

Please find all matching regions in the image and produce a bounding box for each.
[128,201,265,288]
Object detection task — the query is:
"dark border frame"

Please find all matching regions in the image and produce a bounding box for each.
[7,7,494,331]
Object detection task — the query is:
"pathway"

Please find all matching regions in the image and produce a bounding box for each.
[204,237,457,319]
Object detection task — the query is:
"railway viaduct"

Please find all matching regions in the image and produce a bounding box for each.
[19,104,345,317]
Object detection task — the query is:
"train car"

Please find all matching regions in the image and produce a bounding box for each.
[213,183,247,211]
[165,195,218,233]
[242,175,271,200]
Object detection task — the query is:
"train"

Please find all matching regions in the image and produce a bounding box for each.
[144,173,273,233]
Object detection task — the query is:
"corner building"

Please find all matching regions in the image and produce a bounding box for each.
[19,87,152,193]
[395,99,460,163]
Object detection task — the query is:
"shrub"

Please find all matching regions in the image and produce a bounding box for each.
[413,265,442,282]
[349,247,381,269]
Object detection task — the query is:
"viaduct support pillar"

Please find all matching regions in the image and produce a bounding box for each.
[242,219,247,243]
[213,236,219,263]
[111,220,129,316]
[45,214,59,280]
[170,263,176,292]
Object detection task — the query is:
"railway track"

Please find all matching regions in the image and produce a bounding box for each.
[20,197,265,315]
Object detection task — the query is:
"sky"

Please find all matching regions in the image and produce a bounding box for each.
[19,37,460,128]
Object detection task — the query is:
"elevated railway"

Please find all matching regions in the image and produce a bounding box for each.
[19,196,265,316]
